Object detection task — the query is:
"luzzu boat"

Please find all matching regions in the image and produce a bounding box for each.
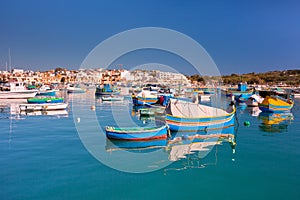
[165,99,235,132]
[225,83,253,97]
[105,125,168,141]
[132,89,158,106]
[95,84,119,96]
[259,96,294,113]
[27,97,64,104]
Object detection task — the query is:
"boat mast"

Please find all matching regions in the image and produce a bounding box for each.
[8,48,12,72]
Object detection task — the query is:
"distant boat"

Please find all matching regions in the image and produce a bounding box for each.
[37,85,57,96]
[101,96,124,101]
[19,103,68,111]
[259,96,294,113]
[105,125,168,141]
[225,83,253,97]
[67,85,85,93]
[292,89,300,98]
[95,84,119,96]
[165,99,235,131]
[132,89,158,106]
[0,79,37,99]
[203,88,215,94]
[199,94,211,101]
[27,97,64,104]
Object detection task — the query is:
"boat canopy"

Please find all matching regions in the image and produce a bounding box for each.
[166,99,229,118]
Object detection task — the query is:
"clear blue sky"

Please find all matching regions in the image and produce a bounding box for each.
[0,0,299,75]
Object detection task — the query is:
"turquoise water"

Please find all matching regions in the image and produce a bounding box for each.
[1,93,300,200]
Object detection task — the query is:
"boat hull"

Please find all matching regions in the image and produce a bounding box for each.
[259,96,293,113]
[37,90,56,96]
[132,97,158,105]
[0,91,37,99]
[105,125,168,141]
[27,97,64,104]
[166,112,235,132]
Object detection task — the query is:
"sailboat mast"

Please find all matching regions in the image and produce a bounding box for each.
[8,48,12,72]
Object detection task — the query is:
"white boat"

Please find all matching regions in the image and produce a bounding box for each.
[101,96,124,101]
[199,94,211,101]
[292,89,300,98]
[0,79,37,99]
[37,85,58,96]
[19,103,68,111]
[67,85,85,93]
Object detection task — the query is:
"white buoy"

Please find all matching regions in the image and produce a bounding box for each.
[76,117,80,123]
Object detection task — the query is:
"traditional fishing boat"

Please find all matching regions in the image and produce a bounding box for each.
[101,96,124,101]
[105,124,168,141]
[0,79,37,99]
[19,103,68,111]
[165,99,235,131]
[132,89,158,106]
[95,84,119,96]
[27,97,64,104]
[258,96,294,113]
[225,83,253,97]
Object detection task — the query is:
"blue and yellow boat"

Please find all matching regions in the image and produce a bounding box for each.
[165,99,235,132]
[132,89,158,106]
[259,96,294,113]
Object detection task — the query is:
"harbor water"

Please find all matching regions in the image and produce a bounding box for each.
[0,92,300,200]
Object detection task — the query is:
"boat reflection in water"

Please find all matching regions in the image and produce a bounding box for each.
[0,99,69,119]
[164,126,236,172]
[105,125,237,171]
[19,110,69,117]
[258,112,294,133]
